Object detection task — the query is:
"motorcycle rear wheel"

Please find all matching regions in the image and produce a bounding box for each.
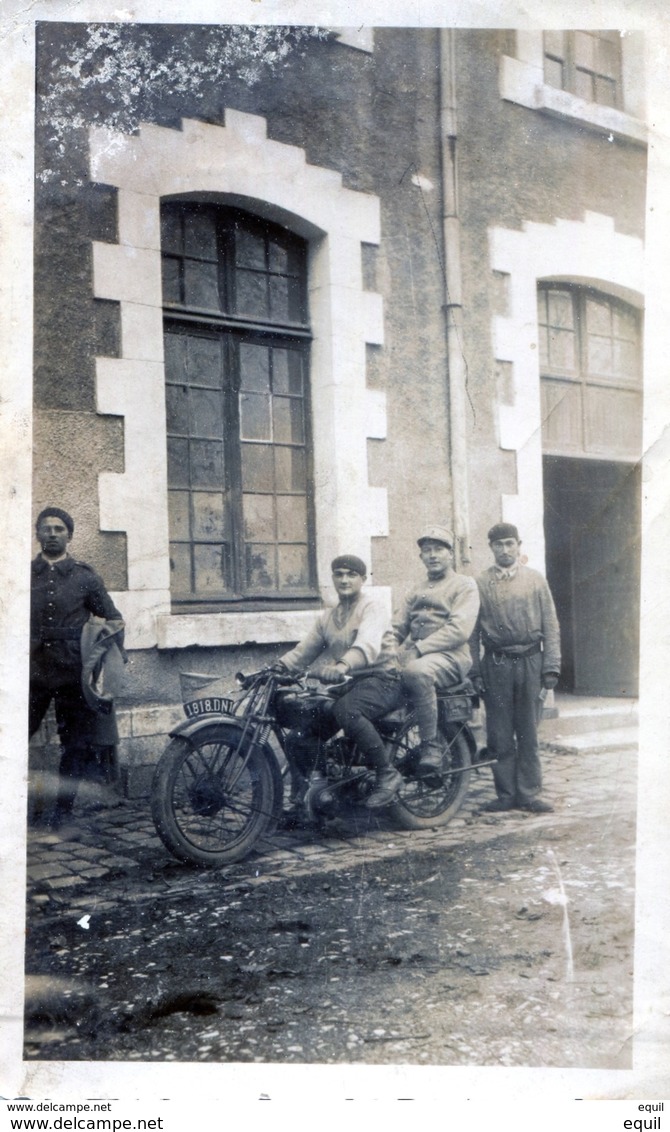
[151,724,280,867]
[388,719,472,830]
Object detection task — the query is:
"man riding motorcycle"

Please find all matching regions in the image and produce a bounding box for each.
[273,554,403,814]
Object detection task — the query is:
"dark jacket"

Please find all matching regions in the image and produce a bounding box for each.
[30,555,123,687]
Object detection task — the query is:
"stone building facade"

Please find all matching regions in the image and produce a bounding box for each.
[32,25,646,792]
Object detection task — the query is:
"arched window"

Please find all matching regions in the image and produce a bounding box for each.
[161,202,316,605]
[538,283,642,460]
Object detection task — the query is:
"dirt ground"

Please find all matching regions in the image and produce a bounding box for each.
[23,762,636,1068]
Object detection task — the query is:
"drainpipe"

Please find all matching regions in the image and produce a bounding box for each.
[439,28,471,566]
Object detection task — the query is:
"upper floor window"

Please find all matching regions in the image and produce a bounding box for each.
[543,31,622,109]
[161,202,316,606]
[499,30,645,146]
[538,284,642,460]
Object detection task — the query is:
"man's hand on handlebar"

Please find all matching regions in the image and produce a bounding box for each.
[319,664,348,685]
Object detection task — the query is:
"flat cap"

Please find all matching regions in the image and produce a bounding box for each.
[417,525,454,549]
[487,522,520,543]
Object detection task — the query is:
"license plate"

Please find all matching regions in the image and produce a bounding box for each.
[183,696,235,719]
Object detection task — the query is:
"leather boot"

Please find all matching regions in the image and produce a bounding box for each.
[366,766,402,809]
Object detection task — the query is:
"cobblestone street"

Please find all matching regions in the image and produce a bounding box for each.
[21,727,638,1068]
[26,738,636,915]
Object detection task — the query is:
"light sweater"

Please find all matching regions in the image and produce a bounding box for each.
[281,591,398,678]
[390,569,480,676]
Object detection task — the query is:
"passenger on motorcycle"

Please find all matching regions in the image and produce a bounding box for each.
[273,555,403,813]
[390,526,480,784]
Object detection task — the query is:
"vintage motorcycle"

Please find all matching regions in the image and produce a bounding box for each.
[151,667,490,868]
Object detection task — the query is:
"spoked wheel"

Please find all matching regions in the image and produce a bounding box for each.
[388,717,472,830]
[151,723,281,867]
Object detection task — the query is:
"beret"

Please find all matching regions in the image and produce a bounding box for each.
[35,507,74,536]
[487,522,520,543]
[331,554,367,576]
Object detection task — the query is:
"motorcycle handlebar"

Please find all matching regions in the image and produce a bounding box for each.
[235,668,305,690]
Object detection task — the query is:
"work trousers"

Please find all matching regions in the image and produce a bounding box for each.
[400,652,463,742]
[285,673,402,785]
[481,650,543,804]
[29,680,108,815]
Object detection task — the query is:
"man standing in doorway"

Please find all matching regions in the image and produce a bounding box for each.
[391,525,480,783]
[29,507,126,828]
[470,523,561,813]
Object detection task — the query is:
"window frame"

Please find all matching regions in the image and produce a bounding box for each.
[538,282,642,459]
[499,30,646,146]
[543,31,623,111]
[161,202,319,611]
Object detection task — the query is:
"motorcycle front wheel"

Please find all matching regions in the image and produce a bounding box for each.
[151,723,281,867]
[388,718,472,830]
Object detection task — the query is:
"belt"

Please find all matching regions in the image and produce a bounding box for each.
[37,626,82,641]
[484,641,542,661]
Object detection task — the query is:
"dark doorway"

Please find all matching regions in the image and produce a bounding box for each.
[543,456,641,697]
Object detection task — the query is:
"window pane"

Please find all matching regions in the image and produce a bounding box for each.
[165,384,190,435]
[544,57,564,89]
[162,258,181,304]
[240,392,271,440]
[186,336,224,388]
[273,396,305,444]
[278,545,310,590]
[169,542,192,593]
[167,437,190,488]
[190,440,224,488]
[236,228,266,270]
[547,290,574,329]
[243,493,275,542]
[277,495,308,542]
[544,30,564,59]
[164,333,186,381]
[183,260,220,310]
[240,343,270,392]
[190,388,224,439]
[595,34,619,78]
[269,274,290,322]
[588,334,613,374]
[184,211,217,260]
[236,269,269,319]
[575,69,594,101]
[245,545,276,591]
[274,446,306,492]
[168,491,191,541]
[161,207,182,254]
[288,276,306,322]
[272,239,303,277]
[594,76,617,107]
[273,349,303,395]
[574,32,596,70]
[613,306,639,341]
[192,492,228,540]
[613,338,639,379]
[548,329,576,372]
[194,544,228,594]
[241,444,274,492]
[586,297,612,335]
